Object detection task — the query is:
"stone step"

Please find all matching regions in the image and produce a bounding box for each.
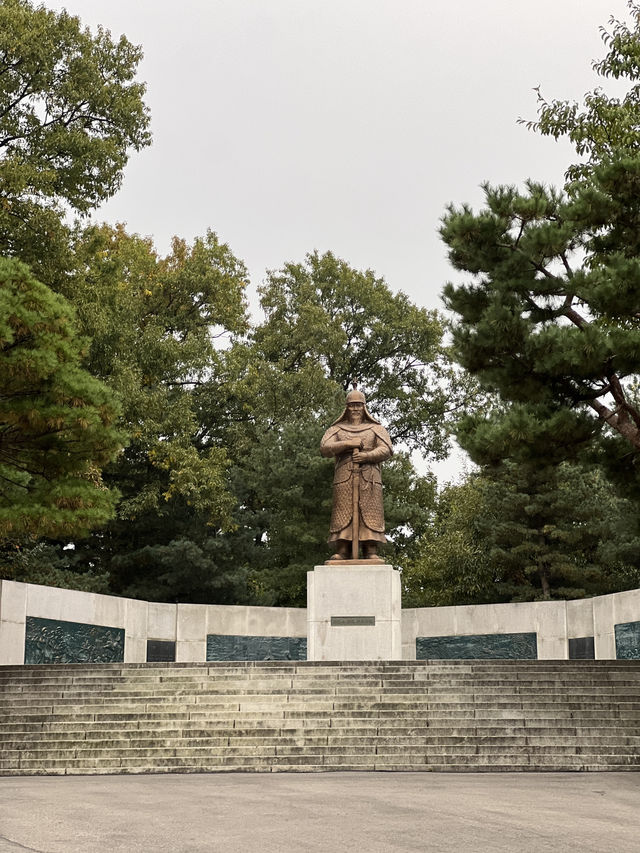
[3,742,639,763]
[16,682,632,695]
[1,722,635,742]
[2,708,639,727]
[4,692,640,709]
[3,681,640,697]
[2,753,638,774]
[3,697,640,715]
[3,684,639,700]
[7,728,640,745]
[4,682,639,696]
[4,733,640,751]
[3,713,638,732]
[3,747,639,768]
[2,664,639,680]
[3,690,640,705]
[3,724,636,740]
[24,708,640,721]
[9,680,631,693]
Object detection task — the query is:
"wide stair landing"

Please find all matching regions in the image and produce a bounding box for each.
[1,660,639,775]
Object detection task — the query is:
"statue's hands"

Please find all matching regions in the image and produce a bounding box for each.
[352,445,367,463]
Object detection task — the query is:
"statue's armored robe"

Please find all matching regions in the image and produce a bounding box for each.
[320,422,393,544]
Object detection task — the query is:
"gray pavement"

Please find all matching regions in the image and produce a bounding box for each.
[1,772,638,853]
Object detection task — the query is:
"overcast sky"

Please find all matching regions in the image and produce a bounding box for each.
[41,0,629,306]
[41,0,632,479]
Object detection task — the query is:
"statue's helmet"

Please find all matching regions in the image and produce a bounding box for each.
[345,387,366,405]
[330,384,379,426]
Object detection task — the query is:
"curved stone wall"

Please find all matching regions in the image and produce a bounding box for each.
[1,578,639,663]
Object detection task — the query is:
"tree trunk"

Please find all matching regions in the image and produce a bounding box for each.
[539,567,551,600]
[588,398,640,451]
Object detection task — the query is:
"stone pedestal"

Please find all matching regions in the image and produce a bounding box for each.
[307,563,401,661]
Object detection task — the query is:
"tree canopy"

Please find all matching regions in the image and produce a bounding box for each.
[40,225,252,601]
[68,224,249,525]
[0,0,151,285]
[97,251,444,605]
[252,251,452,455]
[5,0,640,612]
[403,461,640,606]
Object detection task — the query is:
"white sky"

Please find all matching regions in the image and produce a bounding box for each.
[41,0,632,481]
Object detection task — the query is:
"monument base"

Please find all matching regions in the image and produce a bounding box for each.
[307,563,401,661]
[323,556,385,565]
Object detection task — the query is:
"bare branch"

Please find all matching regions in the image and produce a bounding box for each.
[563,305,589,329]
[560,252,574,279]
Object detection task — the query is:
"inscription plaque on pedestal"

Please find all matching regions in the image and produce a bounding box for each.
[331,616,376,626]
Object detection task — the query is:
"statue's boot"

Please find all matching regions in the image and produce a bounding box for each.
[363,542,384,563]
[328,540,350,561]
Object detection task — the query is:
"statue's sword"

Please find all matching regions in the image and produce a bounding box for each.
[351,448,360,560]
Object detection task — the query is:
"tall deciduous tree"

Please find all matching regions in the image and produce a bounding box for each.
[69,224,249,525]
[0,0,151,284]
[51,224,250,599]
[253,250,454,455]
[0,258,123,544]
[402,475,497,608]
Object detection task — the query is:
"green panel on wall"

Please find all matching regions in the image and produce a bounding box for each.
[568,636,595,660]
[615,621,640,659]
[416,632,538,660]
[206,634,307,661]
[25,616,124,664]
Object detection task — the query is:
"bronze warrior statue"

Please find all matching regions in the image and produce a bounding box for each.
[320,386,393,562]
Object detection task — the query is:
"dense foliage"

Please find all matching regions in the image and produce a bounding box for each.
[44,225,251,603]
[403,462,640,605]
[0,259,122,543]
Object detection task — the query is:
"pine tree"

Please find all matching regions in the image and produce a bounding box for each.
[482,462,640,602]
[0,258,123,544]
[441,4,640,483]
[403,463,640,606]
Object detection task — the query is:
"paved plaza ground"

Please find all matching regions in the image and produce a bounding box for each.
[0,772,638,852]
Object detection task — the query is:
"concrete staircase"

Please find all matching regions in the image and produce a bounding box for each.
[1,660,639,774]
